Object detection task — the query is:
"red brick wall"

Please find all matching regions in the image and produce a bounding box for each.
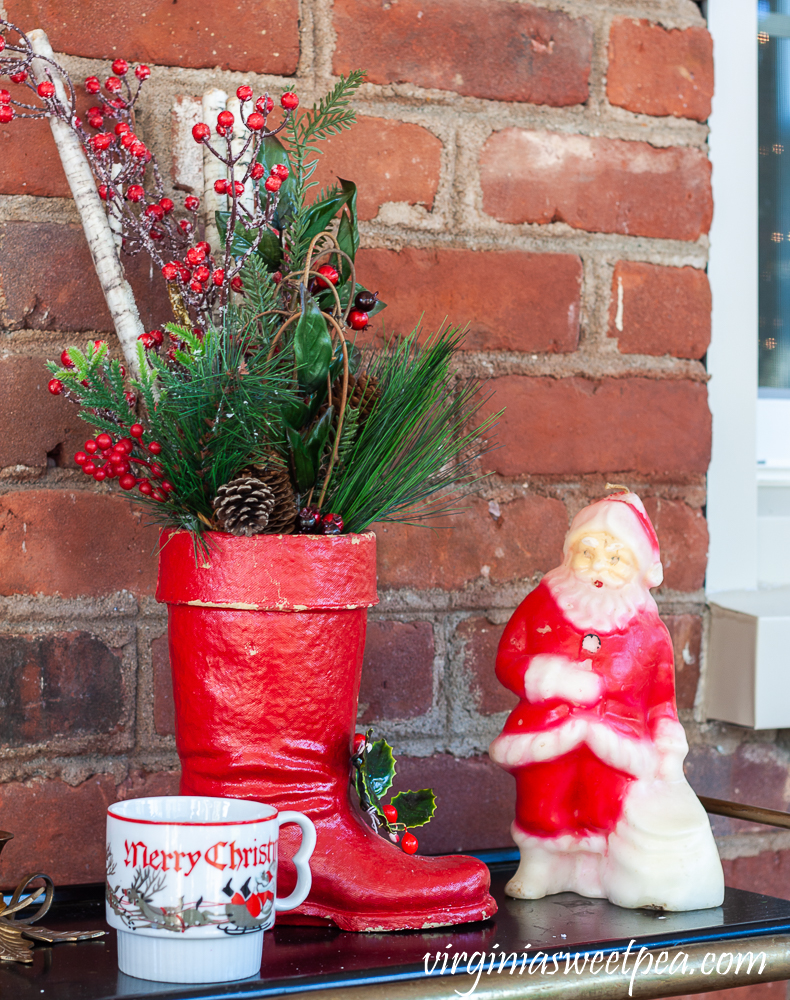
[0,0,763,906]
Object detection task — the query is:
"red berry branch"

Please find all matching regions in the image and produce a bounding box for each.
[0,19,299,339]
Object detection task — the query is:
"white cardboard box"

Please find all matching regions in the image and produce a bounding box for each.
[706,587,790,729]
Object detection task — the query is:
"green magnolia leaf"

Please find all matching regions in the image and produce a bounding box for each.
[303,185,354,245]
[365,739,396,800]
[293,290,333,393]
[257,134,297,226]
[305,405,333,472]
[390,789,437,828]
[336,178,359,282]
[284,423,316,492]
[280,397,310,429]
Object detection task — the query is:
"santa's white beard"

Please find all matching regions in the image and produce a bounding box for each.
[544,564,655,634]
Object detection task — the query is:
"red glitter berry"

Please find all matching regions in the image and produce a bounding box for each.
[217,109,234,128]
[251,163,265,180]
[47,378,63,395]
[111,59,129,76]
[91,133,113,151]
[216,124,229,137]
[246,112,265,131]
[189,279,202,293]
[0,90,10,104]
[162,262,179,281]
[37,81,55,99]
[150,329,164,346]
[255,95,274,115]
[0,106,14,124]
[138,332,155,349]
[192,122,211,143]
[178,220,193,234]
[184,196,199,211]
[315,264,339,289]
[96,433,112,449]
[145,204,164,221]
[193,265,210,282]
[197,241,211,254]
[130,424,144,438]
[125,185,144,202]
[135,64,151,80]
[159,197,174,214]
[212,269,226,286]
[271,164,289,180]
[0,36,4,53]
[353,733,366,754]
[401,832,418,855]
[120,132,136,148]
[236,85,253,101]
[10,70,27,84]
[348,310,369,331]
[60,349,74,368]
[230,276,244,292]
[280,92,299,109]
[98,184,109,201]
[130,141,148,158]
[186,246,207,266]
[233,181,244,196]
[105,76,122,93]
[213,178,228,195]
[264,175,282,193]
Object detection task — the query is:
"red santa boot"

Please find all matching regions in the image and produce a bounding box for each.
[157,529,496,932]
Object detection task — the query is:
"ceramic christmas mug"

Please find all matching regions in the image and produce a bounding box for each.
[106,795,316,984]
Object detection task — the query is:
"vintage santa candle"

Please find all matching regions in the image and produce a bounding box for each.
[489,490,724,911]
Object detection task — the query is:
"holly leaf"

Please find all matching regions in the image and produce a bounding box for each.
[390,789,436,828]
[365,739,396,800]
[293,289,333,393]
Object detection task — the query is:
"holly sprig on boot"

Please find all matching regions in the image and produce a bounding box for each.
[351,730,437,855]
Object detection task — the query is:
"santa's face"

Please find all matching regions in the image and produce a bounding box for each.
[568,532,638,590]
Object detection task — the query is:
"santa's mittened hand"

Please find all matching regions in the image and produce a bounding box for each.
[651,717,689,781]
[524,654,604,707]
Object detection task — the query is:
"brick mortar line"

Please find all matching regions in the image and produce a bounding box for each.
[0,203,711,266]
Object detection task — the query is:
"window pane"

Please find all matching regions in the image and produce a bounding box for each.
[759,1,790,389]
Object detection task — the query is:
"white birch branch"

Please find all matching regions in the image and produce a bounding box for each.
[28,29,145,378]
[227,96,255,217]
[201,88,228,256]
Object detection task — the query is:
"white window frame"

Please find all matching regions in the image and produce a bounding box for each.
[706,0,759,595]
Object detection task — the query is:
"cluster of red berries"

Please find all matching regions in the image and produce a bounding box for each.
[298,507,344,535]
[161,240,242,294]
[191,88,299,146]
[73,427,172,500]
[352,733,418,854]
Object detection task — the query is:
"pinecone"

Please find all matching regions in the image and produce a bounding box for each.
[213,477,275,536]
[337,373,379,423]
[242,464,299,534]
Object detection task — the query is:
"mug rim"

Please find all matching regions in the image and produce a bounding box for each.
[107,795,278,827]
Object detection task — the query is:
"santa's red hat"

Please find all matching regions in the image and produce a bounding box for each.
[564,492,663,587]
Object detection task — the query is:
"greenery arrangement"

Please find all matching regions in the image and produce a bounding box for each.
[0,22,499,541]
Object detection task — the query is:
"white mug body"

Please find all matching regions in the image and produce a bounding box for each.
[106,796,315,983]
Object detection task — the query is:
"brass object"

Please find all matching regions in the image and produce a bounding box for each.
[699,795,790,830]
[0,831,104,964]
[167,283,191,328]
[605,483,630,493]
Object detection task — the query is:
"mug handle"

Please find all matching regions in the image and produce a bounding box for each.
[275,811,317,912]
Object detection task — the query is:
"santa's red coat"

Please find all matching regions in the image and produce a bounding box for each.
[496,579,678,838]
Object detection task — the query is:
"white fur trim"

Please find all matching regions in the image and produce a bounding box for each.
[524,655,604,706]
[489,718,658,779]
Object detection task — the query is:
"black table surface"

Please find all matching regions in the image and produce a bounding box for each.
[4,855,790,1000]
